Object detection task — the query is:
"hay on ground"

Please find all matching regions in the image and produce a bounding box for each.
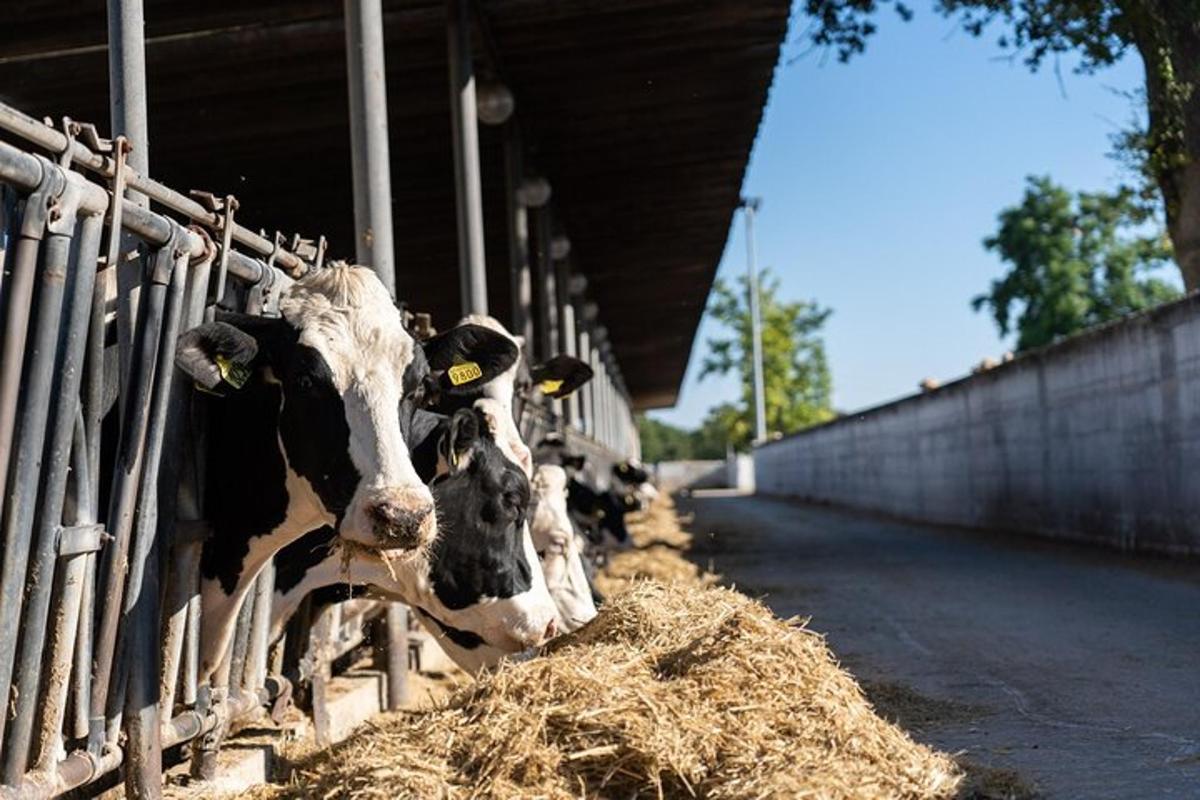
[245,497,967,799]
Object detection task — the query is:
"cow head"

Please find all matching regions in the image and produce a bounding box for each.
[431,316,593,477]
[271,400,558,673]
[530,464,598,633]
[176,265,518,553]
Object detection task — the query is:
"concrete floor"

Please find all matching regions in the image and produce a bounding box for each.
[679,492,1200,799]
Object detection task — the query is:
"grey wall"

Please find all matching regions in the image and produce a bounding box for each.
[755,295,1200,555]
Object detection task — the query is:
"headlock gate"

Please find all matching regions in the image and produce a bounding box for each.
[0,103,412,798]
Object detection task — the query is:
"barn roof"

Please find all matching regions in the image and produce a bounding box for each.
[0,0,789,409]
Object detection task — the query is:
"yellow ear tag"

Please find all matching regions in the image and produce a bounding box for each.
[447,361,482,386]
[540,378,564,395]
[214,354,251,389]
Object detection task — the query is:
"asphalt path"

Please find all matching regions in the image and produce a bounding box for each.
[679,491,1200,799]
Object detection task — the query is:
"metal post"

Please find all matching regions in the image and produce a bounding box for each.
[107,0,151,406]
[4,206,103,782]
[384,604,409,709]
[555,264,578,426]
[505,126,533,345]
[447,0,488,314]
[741,198,767,444]
[577,327,591,437]
[345,0,396,296]
[533,207,555,362]
[0,165,81,753]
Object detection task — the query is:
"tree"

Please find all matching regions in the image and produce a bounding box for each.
[973,175,1180,350]
[636,415,728,462]
[800,0,1200,291]
[699,270,835,450]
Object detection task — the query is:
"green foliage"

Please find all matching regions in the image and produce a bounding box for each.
[973,175,1180,350]
[798,0,1199,288]
[636,415,726,463]
[699,270,835,450]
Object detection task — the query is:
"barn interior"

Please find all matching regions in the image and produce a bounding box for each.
[0,0,790,410]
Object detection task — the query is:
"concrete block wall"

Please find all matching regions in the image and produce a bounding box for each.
[755,294,1200,555]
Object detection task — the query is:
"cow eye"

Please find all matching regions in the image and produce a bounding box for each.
[296,374,314,392]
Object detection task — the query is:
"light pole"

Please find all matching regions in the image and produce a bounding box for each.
[740,197,767,444]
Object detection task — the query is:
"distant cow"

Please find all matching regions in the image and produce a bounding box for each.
[271,400,558,672]
[530,464,599,631]
[174,265,519,679]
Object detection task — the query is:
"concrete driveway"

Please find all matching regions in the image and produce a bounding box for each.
[679,492,1200,799]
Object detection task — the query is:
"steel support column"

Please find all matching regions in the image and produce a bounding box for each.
[577,327,592,437]
[107,0,151,406]
[447,0,488,314]
[741,198,767,444]
[555,263,578,426]
[505,126,532,345]
[345,0,397,296]
[533,207,556,363]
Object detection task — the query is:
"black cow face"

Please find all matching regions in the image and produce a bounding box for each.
[269,402,559,673]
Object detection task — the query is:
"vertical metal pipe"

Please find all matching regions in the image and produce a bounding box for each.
[36,412,94,771]
[4,209,104,781]
[447,0,488,315]
[741,199,767,444]
[90,236,167,750]
[385,604,409,710]
[577,328,591,437]
[123,252,188,799]
[107,0,151,408]
[0,164,59,512]
[0,174,79,751]
[504,126,532,345]
[532,208,554,363]
[158,254,212,724]
[345,0,396,296]
[554,261,578,426]
[244,563,275,692]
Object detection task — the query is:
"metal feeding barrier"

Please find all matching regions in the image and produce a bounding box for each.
[0,102,399,799]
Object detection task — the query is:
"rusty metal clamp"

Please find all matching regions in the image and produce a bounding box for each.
[20,155,67,242]
[101,137,131,271]
[149,221,189,287]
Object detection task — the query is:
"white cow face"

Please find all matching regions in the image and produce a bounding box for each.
[530,464,598,632]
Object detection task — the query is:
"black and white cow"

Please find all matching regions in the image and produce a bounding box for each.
[271,399,557,672]
[268,316,599,664]
[612,459,659,511]
[174,265,521,679]
[529,464,598,631]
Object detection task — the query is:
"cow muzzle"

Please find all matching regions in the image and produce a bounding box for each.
[346,487,437,550]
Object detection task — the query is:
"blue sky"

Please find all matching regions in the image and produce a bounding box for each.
[650,4,1151,429]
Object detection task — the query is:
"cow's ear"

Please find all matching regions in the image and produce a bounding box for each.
[176,315,290,393]
[176,321,260,393]
[529,355,593,399]
[443,408,481,470]
[422,324,519,396]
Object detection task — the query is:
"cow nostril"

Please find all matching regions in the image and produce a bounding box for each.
[369,501,433,546]
[543,618,557,642]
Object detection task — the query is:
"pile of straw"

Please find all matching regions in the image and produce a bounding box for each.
[254,496,964,799]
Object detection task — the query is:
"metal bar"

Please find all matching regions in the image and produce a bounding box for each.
[0,134,281,286]
[385,604,409,710]
[504,125,533,345]
[554,259,577,425]
[244,563,275,692]
[4,207,104,782]
[741,199,767,443]
[90,232,167,751]
[227,592,255,699]
[122,248,189,799]
[533,207,554,362]
[447,0,488,315]
[157,249,213,723]
[344,0,397,296]
[577,328,591,438]
[0,168,83,751]
[108,0,151,419]
[34,411,95,772]
[0,160,57,516]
